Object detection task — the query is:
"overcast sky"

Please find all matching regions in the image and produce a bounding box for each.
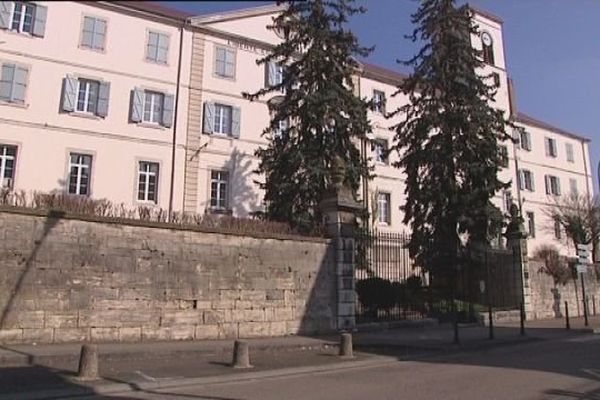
[160,0,600,193]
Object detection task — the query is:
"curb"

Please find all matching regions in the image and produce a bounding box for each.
[0,355,400,400]
[0,339,340,368]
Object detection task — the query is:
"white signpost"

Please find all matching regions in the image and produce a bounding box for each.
[576,244,591,326]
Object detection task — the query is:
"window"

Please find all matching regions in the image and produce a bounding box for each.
[373,90,386,114]
[146,31,169,64]
[62,76,109,118]
[526,211,535,238]
[213,104,232,135]
[502,190,513,213]
[519,130,531,151]
[266,62,284,88]
[76,78,100,113]
[2,2,46,37]
[0,145,16,188]
[492,72,501,88]
[518,169,534,192]
[138,162,159,203]
[143,91,164,124]
[210,170,229,210]
[0,63,28,104]
[499,145,509,168]
[372,139,389,165]
[554,218,562,240]
[545,137,557,158]
[81,16,107,51]
[215,46,235,78]
[274,118,289,138]
[566,143,574,163]
[68,153,92,196]
[10,1,34,33]
[202,102,240,138]
[377,192,391,224]
[545,175,561,196]
[570,178,578,196]
[130,88,173,128]
[481,32,495,65]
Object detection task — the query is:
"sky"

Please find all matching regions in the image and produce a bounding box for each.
[159,0,600,193]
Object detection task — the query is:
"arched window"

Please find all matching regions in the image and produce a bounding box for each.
[481,31,495,65]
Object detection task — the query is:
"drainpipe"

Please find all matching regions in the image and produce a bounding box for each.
[581,140,591,199]
[168,19,187,221]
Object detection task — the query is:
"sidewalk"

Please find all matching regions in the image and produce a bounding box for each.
[0,317,596,400]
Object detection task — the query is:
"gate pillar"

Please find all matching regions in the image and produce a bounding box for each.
[320,156,362,331]
[504,204,532,319]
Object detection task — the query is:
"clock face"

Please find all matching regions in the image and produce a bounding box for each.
[482,32,493,47]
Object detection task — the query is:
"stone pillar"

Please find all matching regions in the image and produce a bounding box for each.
[320,156,362,331]
[504,204,532,318]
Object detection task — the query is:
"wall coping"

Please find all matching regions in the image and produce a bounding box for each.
[0,206,331,244]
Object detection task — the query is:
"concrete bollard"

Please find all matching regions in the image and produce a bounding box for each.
[339,332,354,358]
[77,344,99,381]
[232,340,252,369]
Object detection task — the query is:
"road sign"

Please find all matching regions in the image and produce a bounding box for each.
[577,244,591,265]
[576,264,588,274]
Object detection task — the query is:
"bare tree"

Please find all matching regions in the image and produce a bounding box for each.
[544,193,599,262]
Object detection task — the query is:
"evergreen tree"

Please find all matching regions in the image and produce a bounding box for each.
[244,0,372,232]
[390,0,511,281]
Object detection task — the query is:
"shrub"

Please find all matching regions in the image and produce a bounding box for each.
[356,277,395,317]
[534,244,572,285]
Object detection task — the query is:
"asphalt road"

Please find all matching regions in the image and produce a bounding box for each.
[79,333,600,400]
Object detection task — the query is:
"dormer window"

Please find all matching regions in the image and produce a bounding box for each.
[481,32,495,66]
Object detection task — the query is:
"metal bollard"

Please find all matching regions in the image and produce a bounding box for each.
[488,304,494,340]
[339,332,354,358]
[520,302,526,336]
[77,344,99,381]
[565,301,570,330]
[232,340,252,369]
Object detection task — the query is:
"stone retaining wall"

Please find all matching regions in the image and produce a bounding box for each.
[0,209,336,344]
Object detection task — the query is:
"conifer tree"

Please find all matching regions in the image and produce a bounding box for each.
[390,0,511,280]
[245,0,372,232]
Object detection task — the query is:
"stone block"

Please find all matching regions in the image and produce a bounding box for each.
[234,300,255,310]
[91,287,119,300]
[203,309,231,324]
[284,290,295,306]
[240,290,266,302]
[45,312,78,328]
[211,300,234,310]
[92,299,151,310]
[269,322,288,337]
[79,310,160,328]
[119,327,142,342]
[2,311,45,329]
[142,326,194,341]
[91,327,120,342]
[274,307,294,321]
[194,324,219,340]
[285,320,302,335]
[161,310,203,326]
[239,322,270,338]
[219,290,241,301]
[0,329,23,343]
[232,309,265,323]
[266,290,284,301]
[119,288,154,301]
[53,328,90,343]
[218,323,238,339]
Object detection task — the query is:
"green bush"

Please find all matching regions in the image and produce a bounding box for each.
[356,277,395,317]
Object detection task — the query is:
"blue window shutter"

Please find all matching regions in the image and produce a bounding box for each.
[0,63,15,101]
[93,19,106,50]
[32,4,47,37]
[61,75,78,112]
[556,177,561,196]
[202,102,214,134]
[0,2,12,30]
[162,93,174,128]
[96,81,110,117]
[130,88,144,123]
[530,173,535,192]
[12,65,28,102]
[231,107,241,138]
[517,170,524,191]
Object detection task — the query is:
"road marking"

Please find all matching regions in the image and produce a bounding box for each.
[565,335,600,343]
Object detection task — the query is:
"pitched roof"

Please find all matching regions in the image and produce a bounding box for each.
[110,1,191,21]
[515,112,590,143]
[190,3,285,24]
[360,62,408,86]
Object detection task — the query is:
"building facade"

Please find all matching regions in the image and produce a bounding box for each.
[0,1,192,213]
[0,2,594,257]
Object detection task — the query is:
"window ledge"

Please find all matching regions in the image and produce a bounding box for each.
[4,29,35,39]
[208,208,233,216]
[145,58,169,67]
[210,133,234,141]
[69,111,101,120]
[137,122,166,130]
[0,100,28,109]
[78,45,106,54]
